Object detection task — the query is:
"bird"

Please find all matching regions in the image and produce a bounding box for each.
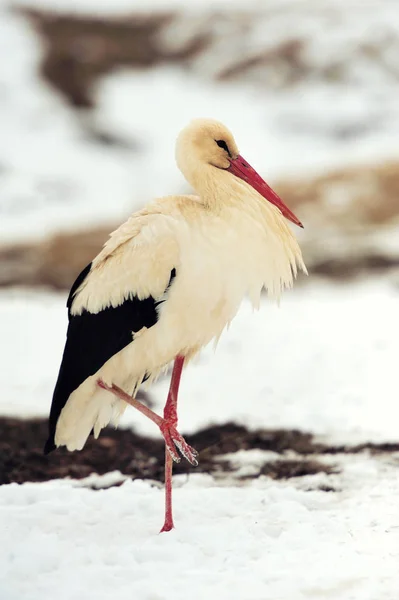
[44,118,307,532]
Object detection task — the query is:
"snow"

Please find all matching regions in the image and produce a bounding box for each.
[2,280,399,597]
[0,6,140,243]
[2,459,399,600]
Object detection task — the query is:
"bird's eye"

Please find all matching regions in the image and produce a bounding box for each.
[216,139,229,153]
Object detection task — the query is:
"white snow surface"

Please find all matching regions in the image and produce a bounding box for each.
[2,462,399,600]
[1,279,399,599]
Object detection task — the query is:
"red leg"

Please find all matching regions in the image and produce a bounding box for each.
[97,374,198,465]
[97,379,163,426]
[159,356,192,533]
[163,355,185,424]
[158,356,198,464]
[160,448,174,532]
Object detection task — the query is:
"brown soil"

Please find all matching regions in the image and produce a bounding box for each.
[275,161,399,227]
[2,417,398,487]
[218,39,306,84]
[0,225,112,290]
[20,8,209,108]
[259,459,336,480]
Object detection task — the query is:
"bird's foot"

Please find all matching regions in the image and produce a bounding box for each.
[160,421,199,466]
[97,378,199,467]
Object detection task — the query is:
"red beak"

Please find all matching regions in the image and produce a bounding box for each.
[227,155,303,228]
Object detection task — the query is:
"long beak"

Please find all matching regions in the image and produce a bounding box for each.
[227,154,303,228]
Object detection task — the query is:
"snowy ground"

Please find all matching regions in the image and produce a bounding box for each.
[2,463,399,600]
[1,279,399,599]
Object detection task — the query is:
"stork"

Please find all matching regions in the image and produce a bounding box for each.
[45,118,306,532]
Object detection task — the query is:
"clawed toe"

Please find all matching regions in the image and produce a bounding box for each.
[173,438,199,466]
[97,378,110,391]
[161,423,199,466]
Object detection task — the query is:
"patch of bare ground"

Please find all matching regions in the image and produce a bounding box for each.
[1,161,398,289]
[276,160,399,278]
[258,459,336,480]
[2,418,398,487]
[0,225,112,289]
[19,8,210,109]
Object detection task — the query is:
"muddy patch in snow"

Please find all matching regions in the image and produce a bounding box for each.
[2,417,398,487]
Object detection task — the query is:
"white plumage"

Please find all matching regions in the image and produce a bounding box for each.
[46,118,306,531]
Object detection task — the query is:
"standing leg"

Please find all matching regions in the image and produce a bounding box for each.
[160,448,174,532]
[160,355,184,436]
[160,355,198,463]
[159,355,184,533]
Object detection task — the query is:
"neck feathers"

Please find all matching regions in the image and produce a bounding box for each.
[204,173,308,301]
[178,159,307,300]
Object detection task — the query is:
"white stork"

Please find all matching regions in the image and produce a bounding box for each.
[45,118,306,532]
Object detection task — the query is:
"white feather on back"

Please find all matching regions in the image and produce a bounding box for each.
[71,208,180,315]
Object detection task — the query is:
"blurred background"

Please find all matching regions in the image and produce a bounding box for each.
[1,0,399,286]
[1,0,399,477]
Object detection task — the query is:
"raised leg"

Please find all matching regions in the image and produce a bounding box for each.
[97,380,163,427]
[97,377,198,464]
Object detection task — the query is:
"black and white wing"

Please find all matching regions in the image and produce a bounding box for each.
[45,213,179,453]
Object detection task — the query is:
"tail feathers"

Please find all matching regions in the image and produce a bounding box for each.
[44,438,56,455]
[54,383,127,452]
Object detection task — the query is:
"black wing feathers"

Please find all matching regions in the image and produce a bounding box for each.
[44,265,176,454]
[66,262,92,313]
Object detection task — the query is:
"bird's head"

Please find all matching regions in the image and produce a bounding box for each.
[176,118,303,228]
